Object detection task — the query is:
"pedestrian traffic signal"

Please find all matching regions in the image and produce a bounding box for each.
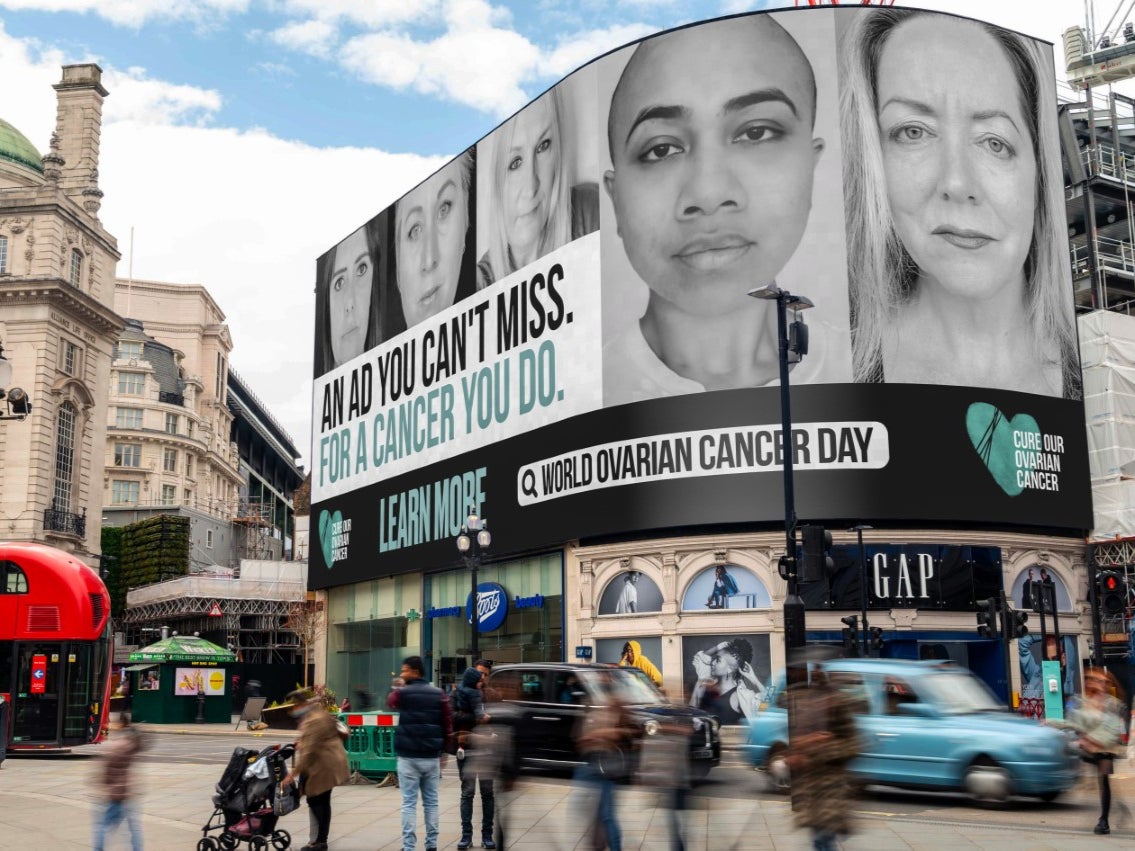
[800,525,833,583]
[1099,571,1127,616]
[869,626,884,653]
[1011,609,1029,639]
[840,615,859,656]
[976,598,999,638]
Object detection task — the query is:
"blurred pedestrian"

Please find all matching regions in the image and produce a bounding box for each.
[355,684,376,711]
[117,673,132,723]
[93,715,148,851]
[637,716,692,850]
[453,666,494,849]
[281,690,350,851]
[784,670,861,851]
[1061,669,1128,834]
[572,672,639,850]
[0,692,7,768]
[388,656,452,851]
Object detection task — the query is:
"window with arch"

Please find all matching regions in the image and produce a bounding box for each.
[1010,566,1074,613]
[53,401,77,514]
[597,570,663,615]
[69,248,82,286]
[682,564,772,612]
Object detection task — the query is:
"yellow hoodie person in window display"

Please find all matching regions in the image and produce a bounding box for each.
[619,640,663,687]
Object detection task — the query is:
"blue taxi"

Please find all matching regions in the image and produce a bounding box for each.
[746,659,1079,802]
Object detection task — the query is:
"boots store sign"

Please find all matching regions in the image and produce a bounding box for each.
[801,545,1004,612]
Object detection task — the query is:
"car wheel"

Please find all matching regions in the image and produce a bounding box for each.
[764,743,791,794]
[1037,790,1062,803]
[964,756,1011,804]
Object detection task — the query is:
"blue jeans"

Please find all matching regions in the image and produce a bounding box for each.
[93,800,142,851]
[574,759,620,851]
[397,755,441,850]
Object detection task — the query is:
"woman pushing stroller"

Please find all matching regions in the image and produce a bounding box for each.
[281,691,350,851]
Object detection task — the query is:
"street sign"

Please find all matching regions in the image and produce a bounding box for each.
[208,602,223,617]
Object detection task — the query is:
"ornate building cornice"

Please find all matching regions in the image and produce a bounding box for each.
[0,277,124,338]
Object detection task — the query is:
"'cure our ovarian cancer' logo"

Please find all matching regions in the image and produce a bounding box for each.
[966,403,1065,497]
[318,509,350,568]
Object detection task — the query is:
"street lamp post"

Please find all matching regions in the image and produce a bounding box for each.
[456,514,491,664]
[0,339,32,422]
[748,284,814,655]
[849,524,873,656]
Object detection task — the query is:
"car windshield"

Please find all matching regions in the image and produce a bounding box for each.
[579,668,666,705]
[914,670,1002,714]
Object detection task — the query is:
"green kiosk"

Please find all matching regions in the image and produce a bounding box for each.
[126,635,236,724]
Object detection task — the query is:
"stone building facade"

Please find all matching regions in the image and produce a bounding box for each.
[0,65,123,561]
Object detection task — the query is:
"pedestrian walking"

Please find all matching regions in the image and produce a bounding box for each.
[785,669,861,851]
[281,690,350,851]
[92,715,148,851]
[387,655,453,851]
[453,666,495,849]
[0,692,8,769]
[1060,668,1129,835]
[572,671,640,851]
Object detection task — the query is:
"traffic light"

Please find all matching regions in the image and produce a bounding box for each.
[1099,571,1127,616]
[869,626,884,654]
[1011,609,1029,639]
[840,615,859,657]
[800,525,833,583]
[777,555,794,581]
[976,598,999,638]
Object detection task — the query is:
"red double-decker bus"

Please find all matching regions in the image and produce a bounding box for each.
[0,542,112,750]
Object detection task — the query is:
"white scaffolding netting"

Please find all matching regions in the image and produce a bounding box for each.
[1080,310,1135,539]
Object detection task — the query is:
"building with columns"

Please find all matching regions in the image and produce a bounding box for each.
[0,64,123,563]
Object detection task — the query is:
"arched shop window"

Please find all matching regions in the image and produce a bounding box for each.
[1009,566,1073,613]
[597,570,663,615]
[682,564,771,612]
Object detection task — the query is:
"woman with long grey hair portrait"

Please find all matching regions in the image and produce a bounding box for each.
[840,9,1080,398]
[477,87,598,288]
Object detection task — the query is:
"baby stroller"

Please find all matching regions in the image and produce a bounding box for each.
[198,743,299,850]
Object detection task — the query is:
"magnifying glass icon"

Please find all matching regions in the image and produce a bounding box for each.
[520,469,538,500]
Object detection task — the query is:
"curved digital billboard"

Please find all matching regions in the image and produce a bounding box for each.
[310,7,1090,588]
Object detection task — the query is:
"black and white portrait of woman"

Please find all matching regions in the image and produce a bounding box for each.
[313,218,385,377]
[393,148,478,329]
[476,75,599,289]
[840,9,1080,398]
[685,635,770,725]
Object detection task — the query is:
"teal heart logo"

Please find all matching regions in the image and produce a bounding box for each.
[966,403,1038,497]
[318,509,342,567]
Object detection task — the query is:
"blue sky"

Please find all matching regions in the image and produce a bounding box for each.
[0,0,1098,464]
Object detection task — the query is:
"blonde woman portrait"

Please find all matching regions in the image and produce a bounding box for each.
[840,9,1080,398]
[477,87,598,288]
[394,149,478,329]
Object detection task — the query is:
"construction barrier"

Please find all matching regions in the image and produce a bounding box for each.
[340,711,399,778]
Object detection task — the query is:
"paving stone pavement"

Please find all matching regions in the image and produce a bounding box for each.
[1,721,1132,850]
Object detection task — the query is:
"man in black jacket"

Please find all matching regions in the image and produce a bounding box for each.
[388,656,453,851]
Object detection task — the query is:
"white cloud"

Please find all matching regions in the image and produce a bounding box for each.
[103,68,223,126]
[267,19,338,59]
[280,0,440,28]
[96,122,446,465]
[0,0,250,27]
[340,17,540,115]
[544,23,657,78]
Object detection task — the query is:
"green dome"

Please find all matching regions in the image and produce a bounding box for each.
[0,118,43,174]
